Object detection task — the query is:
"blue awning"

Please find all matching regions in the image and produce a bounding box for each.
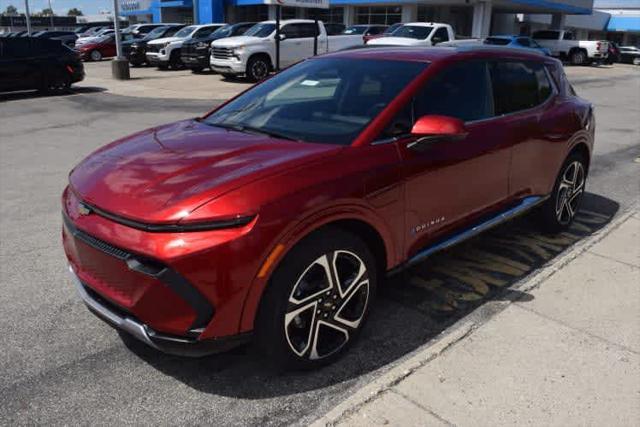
[607,16,640,32]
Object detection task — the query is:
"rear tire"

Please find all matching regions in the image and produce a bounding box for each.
[570,49,587,66]
[90,50,102,62]
[537,153,587,233]
[221,73,236,80]
[255,228,378,370]
[190,67,204,74]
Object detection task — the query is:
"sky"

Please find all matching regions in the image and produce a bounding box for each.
[1,0,113,15]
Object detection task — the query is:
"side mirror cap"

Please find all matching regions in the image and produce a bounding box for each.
[408,115,467,150]
[278,33,286,41]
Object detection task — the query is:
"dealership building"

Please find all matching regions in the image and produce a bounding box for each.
[120,1,595,37]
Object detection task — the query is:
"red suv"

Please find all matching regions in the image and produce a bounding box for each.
[63,47,594,369]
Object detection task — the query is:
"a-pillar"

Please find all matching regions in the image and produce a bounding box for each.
[471,0,492,38]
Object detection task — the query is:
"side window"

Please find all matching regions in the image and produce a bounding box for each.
[432,27,450,43]
[414,61,493,122]
[534,65,553,102]
[281,24,300,39]
[380,103,413,139]
[165,27,181,37]
[489,61,539,115]
[298,23,319,38]
[563,32,574,40]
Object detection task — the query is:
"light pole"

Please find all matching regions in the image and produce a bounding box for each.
[111,0,130,80]
[24,0,32,36]
[48,0,53,29]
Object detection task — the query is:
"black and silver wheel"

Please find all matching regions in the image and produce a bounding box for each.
[90,50,102,61]
[538,153,587,232]
[246,56,270,82]
[255,229,377,370]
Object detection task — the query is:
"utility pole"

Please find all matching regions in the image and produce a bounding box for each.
[111,0,130,80]
[24,0,32,36]
[193,0,199,24]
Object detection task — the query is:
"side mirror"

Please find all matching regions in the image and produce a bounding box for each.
[431,36,443,45]
[408,115,467,150]
[278,33,286,41]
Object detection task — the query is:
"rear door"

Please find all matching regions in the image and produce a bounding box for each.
[280,23,318,66]
[0,38,39,91]
[395,60,511,256]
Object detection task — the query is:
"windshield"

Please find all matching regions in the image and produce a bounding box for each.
[174,25,196,38]
[484,37,510,46]
[244,23,276,38]
[143,26,169,40]
[385,23,403,34]
[95,35,113,43]
[343,26,367,35]
[203,57,426,145]
[393,25,433,40]
[212,25,232,38]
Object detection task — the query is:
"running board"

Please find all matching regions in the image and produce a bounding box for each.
[389,195,548,275]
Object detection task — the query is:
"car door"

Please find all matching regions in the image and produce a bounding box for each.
[394,60,511,256]
[280,23,317,67]
[0,38,38,91]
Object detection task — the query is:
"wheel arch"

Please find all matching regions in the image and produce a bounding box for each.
[248,52,273,70]
[567,141,591,174]
[238,208,396,332]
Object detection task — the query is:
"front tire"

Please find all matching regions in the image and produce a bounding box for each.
[538,153,587,233]
[246,56,270,82]
[255,229,377,370]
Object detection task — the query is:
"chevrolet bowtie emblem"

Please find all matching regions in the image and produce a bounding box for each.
[77,203,92,216]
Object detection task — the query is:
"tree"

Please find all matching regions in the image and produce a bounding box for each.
[3,5,18,16]
[40,7,55,16]
[67,8,83,17]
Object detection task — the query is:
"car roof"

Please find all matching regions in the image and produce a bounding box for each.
[323,46,555,64]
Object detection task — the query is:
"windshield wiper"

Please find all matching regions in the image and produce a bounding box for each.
[202,120,300,142]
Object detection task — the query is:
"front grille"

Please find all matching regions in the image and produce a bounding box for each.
[63,214,131,261]
[146,44,161,53]
[212,47,233,59]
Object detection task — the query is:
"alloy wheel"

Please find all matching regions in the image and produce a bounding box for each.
[284,250,370,360]
[251,60,268,80]
[555,160,585,225]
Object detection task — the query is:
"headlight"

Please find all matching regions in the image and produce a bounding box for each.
[232,45,245,55]
[163,41,171,48]
[196,41,208,49]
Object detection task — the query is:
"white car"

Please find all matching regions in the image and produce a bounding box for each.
[210,19,364,82]
[532,30,608,65]
[367,22,455,47]
[146,24,225,69]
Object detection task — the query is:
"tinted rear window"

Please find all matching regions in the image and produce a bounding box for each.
[485,37,510,46]
[489,61,540,115]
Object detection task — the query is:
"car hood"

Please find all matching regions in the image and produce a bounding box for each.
[212,36,263,48]
[69,120,340,224]
[368,37,426,46]
[148,36,185,46]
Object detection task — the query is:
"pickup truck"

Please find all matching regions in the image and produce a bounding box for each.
[532,30,609,65]
[146,23,225,69]
[367,22,455,47]
[210,19,364,82]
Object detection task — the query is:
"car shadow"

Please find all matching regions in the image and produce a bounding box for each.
[121,192,619,399]
[0,86,106,102]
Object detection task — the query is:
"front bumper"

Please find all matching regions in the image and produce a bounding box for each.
[181,53,209,68]
[70,266,250,357]
[146,51,170,65]
[210,57,246,74]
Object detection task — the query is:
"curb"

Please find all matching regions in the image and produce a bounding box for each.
[311,205,638,427]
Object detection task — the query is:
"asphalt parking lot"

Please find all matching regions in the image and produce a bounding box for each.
[0,64,639,425]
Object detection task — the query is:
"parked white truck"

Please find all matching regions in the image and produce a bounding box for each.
[532,30,608,65]
[367,22,455,46]
[146,24,225,69]
[210,20,364,81]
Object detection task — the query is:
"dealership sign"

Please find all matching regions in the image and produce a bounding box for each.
[263,0,329,9]
[120,0,152,12]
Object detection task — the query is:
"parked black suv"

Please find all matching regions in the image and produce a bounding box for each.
[0,37,84,94]
[33,30,78,48]
[180,22,255,73]
[124,24,186,66]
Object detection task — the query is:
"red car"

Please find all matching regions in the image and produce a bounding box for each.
[63,47,594,369]
[77,35,116,61]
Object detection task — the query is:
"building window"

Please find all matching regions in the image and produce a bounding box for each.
[235,5,269,23]
[417,6,437,22]
[355,6,402,25]
[309,7,344,24]
[281,6,297,20]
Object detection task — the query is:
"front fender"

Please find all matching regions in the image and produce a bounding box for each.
[237,201,398,332]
